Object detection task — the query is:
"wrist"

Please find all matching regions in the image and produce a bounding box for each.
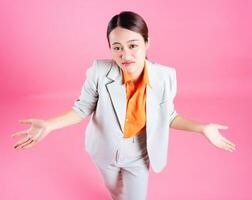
[45,119,55,133]
[199,123,208,135]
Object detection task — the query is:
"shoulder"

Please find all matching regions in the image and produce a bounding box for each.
[148,60,177,79]
[87,59,115,76]
[92,59,114,70]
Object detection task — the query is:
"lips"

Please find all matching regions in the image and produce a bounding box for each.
[122,61,135,65]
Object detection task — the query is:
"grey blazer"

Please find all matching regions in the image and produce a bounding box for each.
[72,59,178,173]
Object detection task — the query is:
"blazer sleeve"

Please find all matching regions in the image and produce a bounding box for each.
[72,60,99,119]
[169,68,178,125]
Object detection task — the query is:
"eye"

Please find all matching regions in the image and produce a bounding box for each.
[113,47,120,51]
[129,44,137,49]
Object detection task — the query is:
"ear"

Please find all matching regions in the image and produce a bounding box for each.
[145,37,150,49]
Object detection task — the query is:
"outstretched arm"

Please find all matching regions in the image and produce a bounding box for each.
[12,109,83,149]
[170,115,236,152]
[12,60,100,150]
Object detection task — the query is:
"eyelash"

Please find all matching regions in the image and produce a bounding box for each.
[113,44,137,51]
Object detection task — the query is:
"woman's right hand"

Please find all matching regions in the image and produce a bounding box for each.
[12,119,52,150]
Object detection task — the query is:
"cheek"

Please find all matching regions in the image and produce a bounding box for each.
[111,53,119,61]
[134,48,146,57]
[111,50,120,57]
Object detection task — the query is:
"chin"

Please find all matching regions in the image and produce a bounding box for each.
[123,66,136,73]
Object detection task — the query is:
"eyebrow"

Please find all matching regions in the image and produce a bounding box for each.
[111,39,140,45]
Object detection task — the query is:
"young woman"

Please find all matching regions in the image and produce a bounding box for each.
[12,11,236,200]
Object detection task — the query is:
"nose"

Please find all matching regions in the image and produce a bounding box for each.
[121,48,131,60]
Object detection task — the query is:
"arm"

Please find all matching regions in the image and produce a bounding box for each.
[167,68,236,152]
[12,108,84,149]
[12,60,99,149]
[46,108,84,132]
[170,114,206,134]
[169,114,236,152]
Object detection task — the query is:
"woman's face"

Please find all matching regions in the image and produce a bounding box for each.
[108,26,149,79]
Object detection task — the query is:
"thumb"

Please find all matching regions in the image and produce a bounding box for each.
[217,124,228,130]
[19,119,33,124]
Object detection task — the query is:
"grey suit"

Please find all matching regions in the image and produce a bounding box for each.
[72,59,178,173]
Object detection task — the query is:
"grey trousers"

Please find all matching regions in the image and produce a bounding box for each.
[96,131,150,200]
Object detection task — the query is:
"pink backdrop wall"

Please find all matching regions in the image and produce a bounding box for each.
[1,0,251,199]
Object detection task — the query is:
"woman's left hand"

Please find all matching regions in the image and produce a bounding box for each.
[202,123,236,152]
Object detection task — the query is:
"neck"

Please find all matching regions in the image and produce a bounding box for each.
[127,60,146,83]
[128,73,140,83]
[128,67,144,83]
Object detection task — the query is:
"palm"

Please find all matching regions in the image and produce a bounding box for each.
[202,123,236,152]
[28,120,47,136]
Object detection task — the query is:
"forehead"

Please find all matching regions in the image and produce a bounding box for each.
[109,27,144,44]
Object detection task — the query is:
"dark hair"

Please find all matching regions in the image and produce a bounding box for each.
[106,11,149,48]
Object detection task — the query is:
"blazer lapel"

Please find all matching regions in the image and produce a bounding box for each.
[105,61,126,134]
[145,60,164,139]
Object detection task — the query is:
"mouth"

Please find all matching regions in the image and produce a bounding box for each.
[122,61,135,65]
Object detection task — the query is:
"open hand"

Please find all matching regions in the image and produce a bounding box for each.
[202,123,236,152]
[12,119,51,150]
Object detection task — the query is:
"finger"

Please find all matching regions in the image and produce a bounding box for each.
[22,140,37,149]
[16,138,33,149]
[14,137,31,149]
[221,140,236,152]
[19,119,33,125]
[19,139,34,149]
[11,130,27,138]
[221,136,236,148]
[217,124,228,130]
[224,142,235,150]
[224,145,235,152]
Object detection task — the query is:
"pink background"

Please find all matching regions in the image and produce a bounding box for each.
[1,0,251,199]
